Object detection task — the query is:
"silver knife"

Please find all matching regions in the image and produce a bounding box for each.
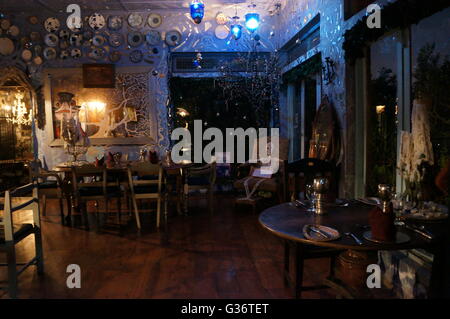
[404,224,434,240]
[309,226,330,239]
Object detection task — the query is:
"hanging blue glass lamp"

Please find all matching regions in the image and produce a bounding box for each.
[190,0,205,24]
[245,13,260,32]
[231,24,243,40]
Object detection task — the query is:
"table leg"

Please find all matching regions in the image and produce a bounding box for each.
[295,243,305,299]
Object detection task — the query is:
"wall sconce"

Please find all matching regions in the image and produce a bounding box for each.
[245,13,260,32]
[376,105,386,114]
[82,101,106,123]
[190,0,205,24]
[322,57,336,85]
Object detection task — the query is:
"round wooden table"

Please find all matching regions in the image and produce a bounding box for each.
[259,202,448,298]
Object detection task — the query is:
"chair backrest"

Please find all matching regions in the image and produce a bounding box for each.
[0,183,40,242]
[71,165,107,198]
[285,158,334,201]
[127,162,163,195]
[187,162,217,185]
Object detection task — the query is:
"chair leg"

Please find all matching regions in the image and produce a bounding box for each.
[59,197,65,226]
[41,194,47,217]
[183,185,189,215]
[284,241,290,286]
[6,244,18,299]
[34,229,44,274]
[208,188,214,214]
[156,198,161,228]
[295,243,305,299]
[132,197,141,229]
[117,196,122,225]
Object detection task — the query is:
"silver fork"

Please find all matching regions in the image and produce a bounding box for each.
[345,232,363,245]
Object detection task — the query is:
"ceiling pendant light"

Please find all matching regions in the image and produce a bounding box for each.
[190,0,205,24]
[230,5,242,40]
[245,1,260,33]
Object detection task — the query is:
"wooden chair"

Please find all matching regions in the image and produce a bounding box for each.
[71,165,123,230]
[0,182,44,298]
[28,159,66,225]
[127,162,165,230]
[183,162,216,214]
[284,158,341,298]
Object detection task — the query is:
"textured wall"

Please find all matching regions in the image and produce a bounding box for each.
[0,4,278,168]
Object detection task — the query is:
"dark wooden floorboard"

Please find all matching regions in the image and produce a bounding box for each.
[0,195,335,299]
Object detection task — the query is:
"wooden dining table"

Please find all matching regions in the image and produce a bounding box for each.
[52,161,195,224]
[259,202,449,298]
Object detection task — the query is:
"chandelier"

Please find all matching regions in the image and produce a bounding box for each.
[4,92,32,125]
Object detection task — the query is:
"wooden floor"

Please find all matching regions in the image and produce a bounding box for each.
[0,194,335,299]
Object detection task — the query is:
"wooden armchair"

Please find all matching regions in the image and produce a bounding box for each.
[28,159,66,225]
[0,182,44,298]
[183,162,216,214]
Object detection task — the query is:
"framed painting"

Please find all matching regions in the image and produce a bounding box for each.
[82,64,115,88]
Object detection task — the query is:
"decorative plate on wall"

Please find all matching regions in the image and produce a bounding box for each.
[60,50,70,60]
[34,45,42,55]
[127,31,144,47]
[127,13,143,28]
[59,40,69,49]
[109,50,121,63]
[8,25,20,37]
[89,47,105,60]
[109,32,123,47]
[21,49,33,61]
[59,29,70,40]
[147,13,162,28]
[70,48,82,59]
[30,31,41,42]
[83,30,93,40]
[1,19,11,30]
[43,47,57,60]
[129,49,143,63]
[44,33,59,47]
[69,33,83,46]
[165,30,182,47]
[88,13,106,31]
[44,17,60,32]
[33,56,43,65]
[107,15,123,31]
[216,12,228,25]
[28,16,39,25]
[214,25,229,40]
[145,30,161,46]
[92,34,106,46]
[0,37,14,55]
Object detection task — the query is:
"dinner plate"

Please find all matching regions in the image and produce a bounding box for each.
[129,49,143,63]
[69,33,83,47]
[44,17,60,33]
[70,48,82,59]
[108,32,123,47]
[88,13,106,30]
[28,16,39,25]
[363,231,410,244]
[1,19,11,30]
[109,50,121,62]
[8,25,20,37]
[107,15,123,31]
[128,13,143,28]
[44,33,59,47]
[214,25,229,40]
[30,31,41,42]
[145,30,161,46]
[33,56,43,65]
[147,13,162,28]
[127,31,144,47]
[165,30,182,47]
[92,34,105,46]
[43,47,57,60]
[89,47,105,60]
[303,224,340,242]
[21,49,33,61]
[60,50,70,60]
[59,29,70,40]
